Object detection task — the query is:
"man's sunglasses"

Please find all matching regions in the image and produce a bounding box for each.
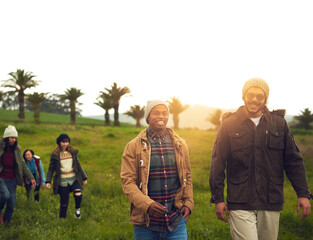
[246,92,265,101]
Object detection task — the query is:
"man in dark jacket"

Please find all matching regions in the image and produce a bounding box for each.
[209,78,312,240]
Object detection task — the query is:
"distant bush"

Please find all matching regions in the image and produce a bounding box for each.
[291,128,313,135]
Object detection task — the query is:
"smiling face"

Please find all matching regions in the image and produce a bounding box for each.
[8,137,17,146]
[148,104,169,133]
[60,139,70,151]
[243,87,266,118]
[25,150,33,162]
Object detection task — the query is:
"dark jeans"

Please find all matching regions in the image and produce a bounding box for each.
[25,184,41,201]
[58,180,82,218]
[0,178,17,223]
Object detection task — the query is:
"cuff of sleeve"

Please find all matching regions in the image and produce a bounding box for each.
[297,190,313,199]
[183,201,194,213]
[142,198,155,213]
[210,195,224,204]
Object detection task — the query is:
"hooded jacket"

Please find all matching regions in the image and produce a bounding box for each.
[46,146,87,195]
[0,138,34,185]
[121,128,194,226]
[209,106,311,211]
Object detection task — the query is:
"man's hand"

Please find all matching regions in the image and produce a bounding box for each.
[297,197,311,220]
[181,206,191,222]
[148,202,168,218]
[215,202,229,223]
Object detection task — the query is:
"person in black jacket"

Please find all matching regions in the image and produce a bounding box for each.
[46,133,87,219]
[209,78,312,240]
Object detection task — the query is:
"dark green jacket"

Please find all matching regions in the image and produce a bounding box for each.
[209,106,311,211]
[0,138,34,186]
[46,146,87,195]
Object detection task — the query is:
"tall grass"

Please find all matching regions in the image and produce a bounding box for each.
[0,115,312,239]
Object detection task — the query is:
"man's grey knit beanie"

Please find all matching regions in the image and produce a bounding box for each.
[144,100,169,124]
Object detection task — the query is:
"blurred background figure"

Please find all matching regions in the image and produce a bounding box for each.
[23,149,46,201]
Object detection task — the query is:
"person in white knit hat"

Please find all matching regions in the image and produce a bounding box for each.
[0,125,36,224]
[121,100,193,240]
[210,78,312,240]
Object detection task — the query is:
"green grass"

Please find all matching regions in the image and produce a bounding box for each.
[0,111,312,239]
[0,109,133,127]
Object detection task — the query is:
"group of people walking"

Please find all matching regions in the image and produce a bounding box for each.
[0,77,312,239]
[121,78,312,240]
[0,127,87,224]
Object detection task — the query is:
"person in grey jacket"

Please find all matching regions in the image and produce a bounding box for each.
[0,125,36,224]
[209,78,312,240]
[46,133,87,219]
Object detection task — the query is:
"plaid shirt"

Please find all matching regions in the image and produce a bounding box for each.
[147,128,182,232]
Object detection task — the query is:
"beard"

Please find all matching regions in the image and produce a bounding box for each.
[245,101,264,117]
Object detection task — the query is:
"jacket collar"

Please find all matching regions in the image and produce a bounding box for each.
[236,105,271,122]
[52,145,77,156]
[138,127,182,149]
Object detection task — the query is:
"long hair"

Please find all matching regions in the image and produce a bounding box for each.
[3,137,18,152]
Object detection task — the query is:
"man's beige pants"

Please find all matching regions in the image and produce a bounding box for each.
[229,210,280,240]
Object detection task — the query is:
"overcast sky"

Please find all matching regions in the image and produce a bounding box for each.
[1,0,312,116]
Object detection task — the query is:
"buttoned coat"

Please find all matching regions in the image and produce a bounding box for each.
[121,128,194,226]
[209,106,310,211]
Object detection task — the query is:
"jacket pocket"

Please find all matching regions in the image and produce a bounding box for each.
[227,175,249,203]
[228,129,248,152]
[174,187,184,210]
[130,203,146,224]
[268,129,284,150]
[228,129,250,170]
[268,176,284,204]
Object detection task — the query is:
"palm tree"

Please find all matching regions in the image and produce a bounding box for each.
[27,92,47,123]
[61,88,84,125]
[94,92,113,126]
[2,69,39,119]
[105,82,130,126]
[294,108,313,130]
[167,97,189,129]
[0,91,4,106]
[125,105,145,127]
[0,91,4,101]
[206,109,222,130]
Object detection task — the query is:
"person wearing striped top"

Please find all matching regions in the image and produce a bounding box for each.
[46,134,87,219]
[121,100,194,240]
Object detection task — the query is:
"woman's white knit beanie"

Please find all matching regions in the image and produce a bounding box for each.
[3,125,18,138]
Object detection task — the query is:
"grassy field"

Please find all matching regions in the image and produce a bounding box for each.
[0,111,312,239]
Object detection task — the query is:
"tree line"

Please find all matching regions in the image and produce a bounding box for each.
[1,69,313,129]
[0,69,190,128]
[207,108,313,130]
